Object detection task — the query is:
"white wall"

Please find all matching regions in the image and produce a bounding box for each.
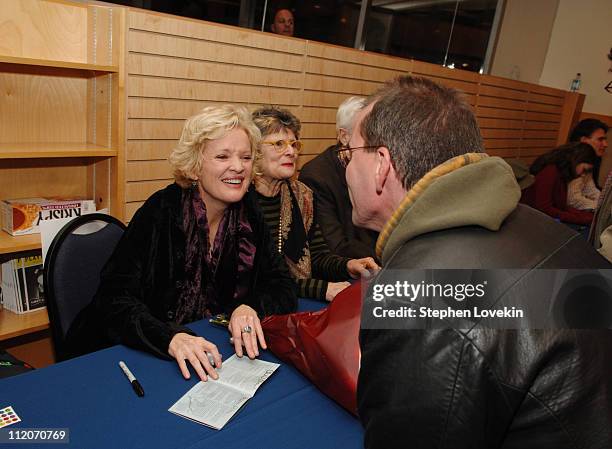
[490,0,559,84]
[538,0,612,115]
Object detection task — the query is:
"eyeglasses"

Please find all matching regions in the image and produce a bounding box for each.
[262,139,303,154]
[335,145,380,168]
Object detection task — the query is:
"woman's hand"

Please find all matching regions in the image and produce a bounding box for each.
[229,304,266,359]
[347,257,380,279]
[325,281,351,302]
[168,333,222,381]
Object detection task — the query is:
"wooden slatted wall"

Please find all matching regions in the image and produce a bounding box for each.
[125,10,308,219]
[579,111,611,126]
[476,76,565,162]
[300,42,410,168]
[124,8,578,221]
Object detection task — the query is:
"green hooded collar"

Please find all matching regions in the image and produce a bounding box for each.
[377,154,521,265]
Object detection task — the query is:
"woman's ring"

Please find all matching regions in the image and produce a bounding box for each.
[242,325,252,334]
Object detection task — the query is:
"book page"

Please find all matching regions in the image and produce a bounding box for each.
[17,261,27,312]
[215,355,280,396]
[169,381,250,430]
[22,258,45,311]
[168,355,280,429]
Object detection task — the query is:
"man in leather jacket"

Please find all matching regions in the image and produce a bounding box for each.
[345,76,612,449]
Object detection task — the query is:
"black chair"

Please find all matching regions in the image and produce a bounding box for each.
[43,213,126,361]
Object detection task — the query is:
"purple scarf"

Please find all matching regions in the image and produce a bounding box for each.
[175,185,256,324]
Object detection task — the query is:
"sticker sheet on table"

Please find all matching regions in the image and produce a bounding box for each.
[0,406,21,428]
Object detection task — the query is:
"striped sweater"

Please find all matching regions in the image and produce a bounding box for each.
[256,192,350,300]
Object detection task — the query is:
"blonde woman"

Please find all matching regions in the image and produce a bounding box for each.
[68,105,297,380]
[251,106,379,302]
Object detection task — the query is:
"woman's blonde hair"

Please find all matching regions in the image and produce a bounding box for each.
[169,105,261,188]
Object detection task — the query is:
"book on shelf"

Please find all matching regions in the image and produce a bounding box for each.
[168,355,280,430]
[1,197,96,236]
[0,254,45,314]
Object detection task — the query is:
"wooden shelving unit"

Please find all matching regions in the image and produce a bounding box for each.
[0,55,117,73]
[0,0,126,364]
[0,308,50,341]
[0,233,43,255]
[0,0,124,213]
[0,143,117,159]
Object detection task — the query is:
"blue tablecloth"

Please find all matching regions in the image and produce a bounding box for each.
[0,299,363,448]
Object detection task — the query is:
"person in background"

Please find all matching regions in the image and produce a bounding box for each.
[299,97,378,260]
[251,106,379,302]
[521,143,597,226]
[270,8,294,37]
[347,75,611,449]
[67,105,297,380]
[590,170,612,262]
[567,168,600,211]
[569,118,609,188]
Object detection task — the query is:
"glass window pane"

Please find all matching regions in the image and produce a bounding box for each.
[365,1,458,65]
[102,0,242,27]
[446,0,498,72]
[364,0,499,72]
[98,0,500,71]
[294,1,361,47]
[255,1,360,47]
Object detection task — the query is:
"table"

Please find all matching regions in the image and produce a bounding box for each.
[0,299,363,448]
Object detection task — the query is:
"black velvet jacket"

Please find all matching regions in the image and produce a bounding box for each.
[67,184,297,359]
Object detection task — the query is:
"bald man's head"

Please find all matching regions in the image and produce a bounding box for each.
[271,9,294,37]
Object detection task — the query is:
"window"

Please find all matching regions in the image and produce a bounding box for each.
[364,0,499,72]
[104,0,501,73]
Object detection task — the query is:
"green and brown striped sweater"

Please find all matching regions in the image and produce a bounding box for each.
[256,192,351,300]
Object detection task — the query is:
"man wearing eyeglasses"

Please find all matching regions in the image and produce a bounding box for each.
[351,76,612,448]
[299,96,378,260]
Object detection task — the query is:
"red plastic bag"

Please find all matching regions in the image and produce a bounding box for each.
[261,282,362,415]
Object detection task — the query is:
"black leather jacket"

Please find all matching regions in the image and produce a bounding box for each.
[358,205,612,449]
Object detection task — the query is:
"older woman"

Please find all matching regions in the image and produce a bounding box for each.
[251,106,379,301]
[68,105,297,380]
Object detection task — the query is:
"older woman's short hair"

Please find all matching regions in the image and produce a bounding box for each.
[252,106,301,139]
[169,104,261,188]
[336,96,365,133]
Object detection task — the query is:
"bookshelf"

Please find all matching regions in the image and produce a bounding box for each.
[0,143,116,159]
[0,308,53,368]
[0,0,125,212]
[0,0,125,362]
[0,233,43,255]
[0,55,118,74]
[0,309,49,341]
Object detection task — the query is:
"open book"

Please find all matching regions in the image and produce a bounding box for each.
[168,355,280,429]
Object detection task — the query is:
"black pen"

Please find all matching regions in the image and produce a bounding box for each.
[119,361,145,397]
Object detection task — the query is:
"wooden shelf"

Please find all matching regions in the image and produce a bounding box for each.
[0,143,116,159]
[0,308,49,341]
[0,233,42,254]
[0,55,118,75]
